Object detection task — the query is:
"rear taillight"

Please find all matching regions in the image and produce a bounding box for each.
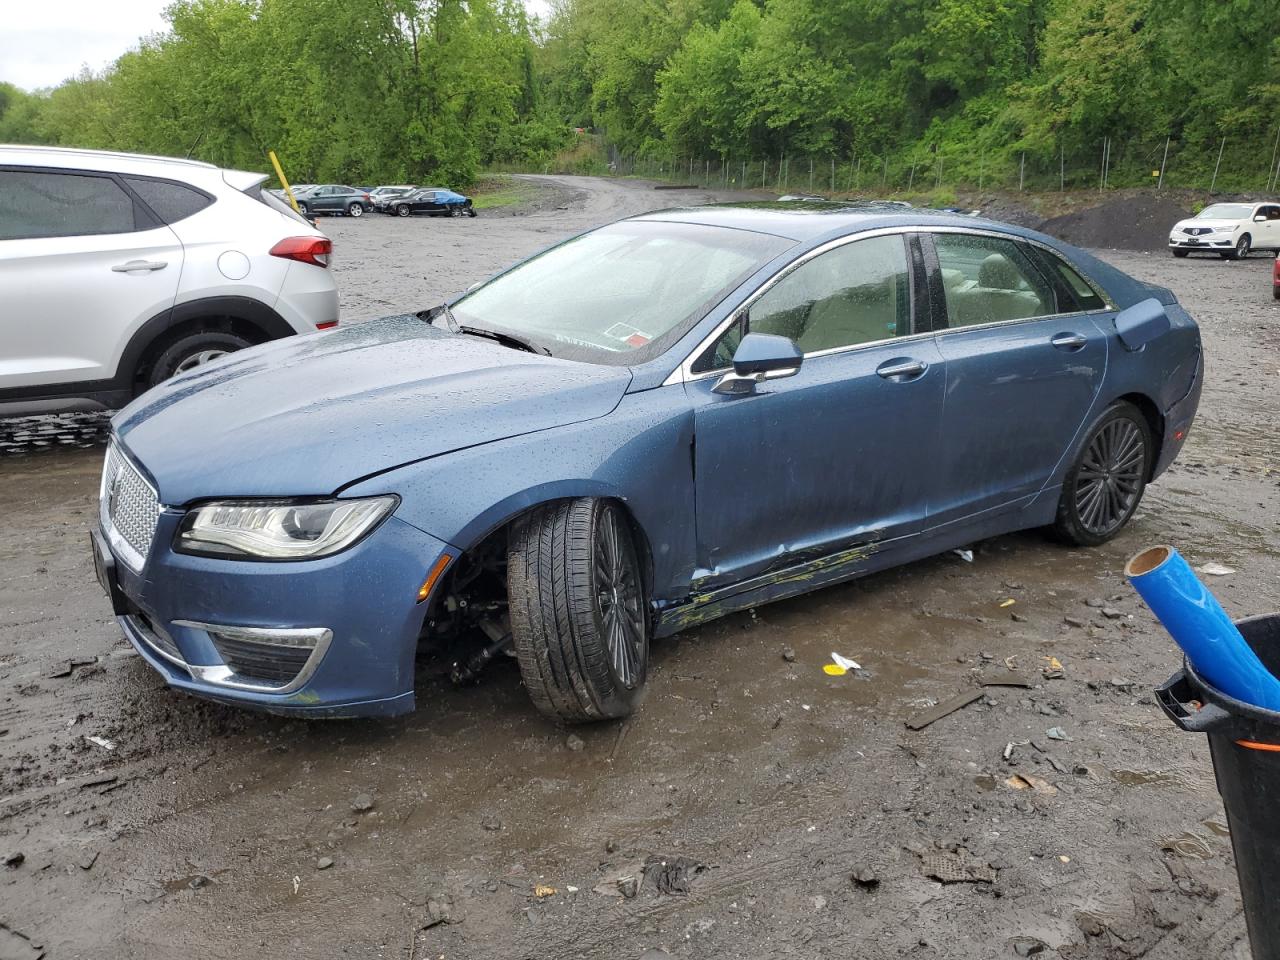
[270,236,332,268]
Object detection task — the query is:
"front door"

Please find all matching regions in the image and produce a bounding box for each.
[0,167,183,392]
[686,232,944,588]
[924,231,1107,527]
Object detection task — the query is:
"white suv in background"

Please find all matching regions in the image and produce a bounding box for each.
[1169,201,1280,260]
[0,145,339,416]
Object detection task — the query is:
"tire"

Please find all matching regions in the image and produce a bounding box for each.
[146,330,252,388]
[449,205,461,218]
[1230,234,1251,260]
[1171,249,1189,258]
[507,499,649,723]
[397,204,411,217]
[1051,401,1153,547]
[1273,285,1280,301]
[297,202,310,216]
[466,204,477,218]
[347,202,364,217]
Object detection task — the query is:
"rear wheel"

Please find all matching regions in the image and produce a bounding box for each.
[1171,249,1189,258]
[297,201,310,216]
[507,499,648,723]
[1051,401,1152,547]
[1273,285,1280,301]
[347,202,364,217]
[449,205,461,218]
[146,330,252,389]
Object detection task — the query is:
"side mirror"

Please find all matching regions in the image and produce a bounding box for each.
[713,332,803,395]
[1255,214,1267,222]
[1114,297,1170,352]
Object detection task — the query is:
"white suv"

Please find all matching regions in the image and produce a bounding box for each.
[1169,201,1280,260]
[0,145,339,416]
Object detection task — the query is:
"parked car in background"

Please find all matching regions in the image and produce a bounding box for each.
[94,203,1200,722]
[0,145,338,416]
[370,185,416,211]
[294,185,372,218]
[1169,201,1280,259]
[384,187,476,218]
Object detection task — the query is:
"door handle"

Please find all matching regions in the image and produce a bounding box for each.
[1051,332,1088,350]
[876,358,927,380]
[112,260,168,273]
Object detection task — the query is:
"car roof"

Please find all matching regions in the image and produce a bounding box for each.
[0,143,218,175]
[630,200,1036,243]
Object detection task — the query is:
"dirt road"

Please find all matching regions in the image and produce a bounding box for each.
[1,177,1276,960]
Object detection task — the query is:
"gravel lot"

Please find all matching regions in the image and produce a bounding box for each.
[1,176,1278,960]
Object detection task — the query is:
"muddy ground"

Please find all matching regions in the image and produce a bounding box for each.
[1,176,1278,959]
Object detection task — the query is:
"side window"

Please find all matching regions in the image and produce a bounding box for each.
[125,177,212,224]
[1040,252,1107,311]
[0,169,138,241]
[693,235,910,372]
[933,233,1055,328]
[1266,206,1280,221]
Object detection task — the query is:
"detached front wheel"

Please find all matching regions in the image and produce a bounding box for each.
[508,499,648,722]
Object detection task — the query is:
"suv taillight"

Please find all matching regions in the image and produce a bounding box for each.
[270,236,332,268]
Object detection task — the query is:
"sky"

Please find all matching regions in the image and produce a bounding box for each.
[0,0,554,91]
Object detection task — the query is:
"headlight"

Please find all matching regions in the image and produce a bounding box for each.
[175,496,398,560]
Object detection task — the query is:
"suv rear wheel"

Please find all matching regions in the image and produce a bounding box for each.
[146,330,252,388]
[347,202,364,217]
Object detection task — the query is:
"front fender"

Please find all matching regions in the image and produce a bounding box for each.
[342,384,698,602]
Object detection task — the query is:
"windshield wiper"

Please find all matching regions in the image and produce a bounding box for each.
[458,324,552,356]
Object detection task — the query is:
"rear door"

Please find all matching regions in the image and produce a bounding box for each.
[0,167,183,392]
[923,230,1108,527]
[1258,205,1280,249]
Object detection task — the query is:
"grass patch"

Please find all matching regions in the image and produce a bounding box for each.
[470,175,537,210]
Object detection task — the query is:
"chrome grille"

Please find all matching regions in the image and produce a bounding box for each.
[100,443,160,570]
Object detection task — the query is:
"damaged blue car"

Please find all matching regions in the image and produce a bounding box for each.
[92,202,1202,721]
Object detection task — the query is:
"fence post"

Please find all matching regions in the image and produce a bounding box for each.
[907,161,916,191]
[1267,125,1280,192]
[808,156,814,192]
[882,154,888,190]
[830,157,835,193]
[1159,136,1170,190]
[762,157,768,188]
[1210,137,1225,193]
[1098,138,1107,192]
[978,149,985,191]
[1060,145,1065,192]
[1019,152,1025,191]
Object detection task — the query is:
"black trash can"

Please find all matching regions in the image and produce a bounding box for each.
[1157,614,1280,960]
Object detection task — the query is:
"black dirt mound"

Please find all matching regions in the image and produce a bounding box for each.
[1039,195,1191,252]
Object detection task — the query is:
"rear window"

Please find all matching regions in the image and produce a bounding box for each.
[0,169,140,240]
[125,177,213,224]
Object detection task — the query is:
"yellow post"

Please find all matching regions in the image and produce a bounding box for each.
[268,150,300,213]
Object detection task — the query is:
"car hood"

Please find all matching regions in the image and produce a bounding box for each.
[113,315,633,504]
[1173,218,1238,231]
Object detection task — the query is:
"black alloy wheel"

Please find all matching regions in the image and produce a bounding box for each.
[1052,402,1152,546]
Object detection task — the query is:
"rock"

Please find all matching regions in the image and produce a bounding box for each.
[424,894,455,928]
[1003,580,1024,590]
[1076,913,1106,937]
[1101,608,1124,620]
[481,817,502,831]
[316,857,334,870]
[77,850,99,871]
[1011,613,1028,623]
[566,734,585,752]
[1046,726,1071,741]
[3,852,24,868]
[1012,937,1046,956]
[848,865,878,890]
[1064,616,1086,628]
[618,874,640,898]
[605,838,619,853]
[812,895,827,910]
[350,793,375,813]
[781,646,797,663]
[189,875,211,889]
[1085,598,1105,608]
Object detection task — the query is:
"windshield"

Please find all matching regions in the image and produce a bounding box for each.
[452,220,792,365]
[1197,203,1253,220]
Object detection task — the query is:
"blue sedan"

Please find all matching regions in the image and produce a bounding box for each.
[91,203,1202,721]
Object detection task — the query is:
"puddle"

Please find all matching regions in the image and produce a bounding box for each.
[1111,768,1176,787]
[1159,832,1215,860]
[1202,818,1230,837]
[973,774,997,792]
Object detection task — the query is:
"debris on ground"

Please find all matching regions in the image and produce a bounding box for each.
[1041,656,1064,679]
[642,856,706,895]
[1005,773,1058,796]
[953,549,974,562]
[0,923,43,960]
[423,894,455,927]
[77,850,99,871]
[823,651,862,676]
[350,793,375,813]
[851,866,880,890]
[533,884,557,898]
[316,857,334,870]
[566,733,585,752]
[781,646,797,662]
[1046,726,1071,741]
[1012,937,1047,957]
[905,689,983,730]
[4,852,24,868]
[913,844,998,884]
[1199,561,1236,576]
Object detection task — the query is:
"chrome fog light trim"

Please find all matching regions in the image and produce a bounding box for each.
[173,621,332,694]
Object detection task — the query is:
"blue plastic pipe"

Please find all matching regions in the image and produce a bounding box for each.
[1126,545,1280,712]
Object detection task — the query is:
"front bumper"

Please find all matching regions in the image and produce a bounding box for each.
[1168,234,1233,249]
[97,510,450,718]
